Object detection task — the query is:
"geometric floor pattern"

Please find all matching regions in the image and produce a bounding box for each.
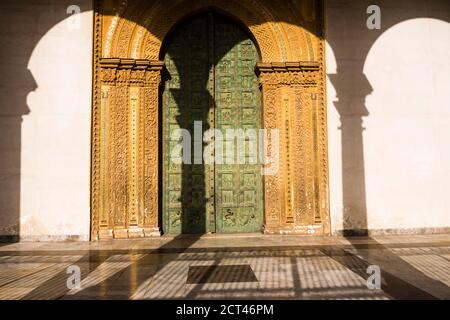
[0,234,449,300]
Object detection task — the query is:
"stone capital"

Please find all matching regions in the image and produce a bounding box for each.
[256,62,320,87]
[100,58,164,86]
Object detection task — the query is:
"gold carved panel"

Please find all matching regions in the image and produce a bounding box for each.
[257,62,329,235]
[96,59,163,239]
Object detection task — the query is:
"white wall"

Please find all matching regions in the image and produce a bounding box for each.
[326,0,450,234]
[0,1,93,240]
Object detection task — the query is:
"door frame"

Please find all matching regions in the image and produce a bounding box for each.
[91,0,330,240]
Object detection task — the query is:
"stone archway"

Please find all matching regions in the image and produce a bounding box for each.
[91,0,330,239]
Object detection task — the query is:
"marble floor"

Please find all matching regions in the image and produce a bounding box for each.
[0,234,449,300]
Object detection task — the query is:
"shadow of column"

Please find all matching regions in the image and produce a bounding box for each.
[160,13,212,235]
[0,0,91,242]
[328,71,371,235]
[326,0,450,236]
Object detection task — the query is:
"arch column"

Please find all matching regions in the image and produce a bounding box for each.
[96,58,163,240]
[257,62,330,235]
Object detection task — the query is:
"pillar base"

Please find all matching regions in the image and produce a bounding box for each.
[263,224,328,236]
[97,227,161,240]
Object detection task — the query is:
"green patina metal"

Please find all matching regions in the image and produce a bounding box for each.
[162,13,263,234]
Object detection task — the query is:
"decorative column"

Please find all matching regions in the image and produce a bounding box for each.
[257,62,329,235]
[142,62,164,237]
[97,58,163,240]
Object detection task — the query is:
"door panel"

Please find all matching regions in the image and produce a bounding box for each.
[214,15,263,233]
[162,15,213,234]
[162,13,263,234]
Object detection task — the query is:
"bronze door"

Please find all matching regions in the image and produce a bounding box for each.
[162,13,263,234]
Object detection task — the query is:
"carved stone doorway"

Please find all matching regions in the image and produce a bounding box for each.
[92,0,330,240]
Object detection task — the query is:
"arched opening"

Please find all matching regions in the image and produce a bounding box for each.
[159,11,264,234]
[158,7,263,62]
